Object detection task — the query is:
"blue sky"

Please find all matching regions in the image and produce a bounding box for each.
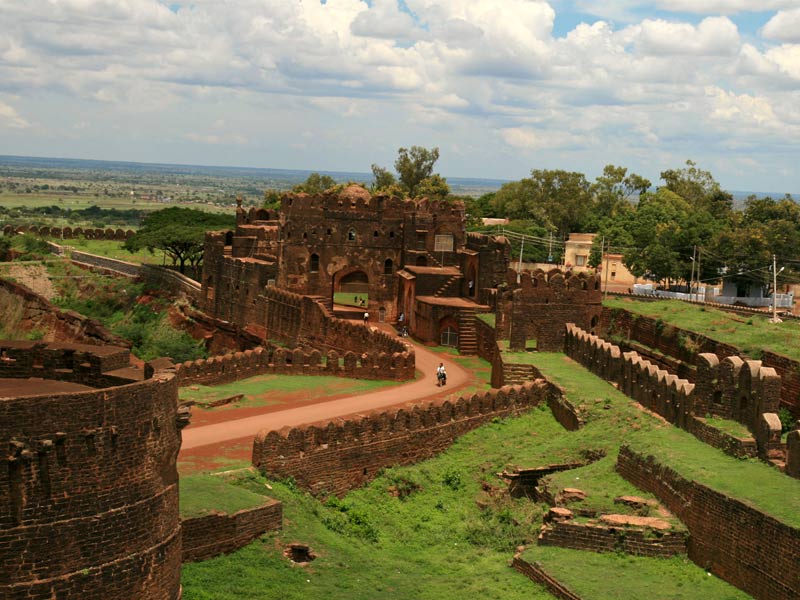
[0,0,799,193]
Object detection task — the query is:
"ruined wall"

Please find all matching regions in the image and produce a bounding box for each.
[538,520,688,557]
[173,344,416,386]
[511,556,583,600]
[253,381,547,497]
[787,429,800,479]
[262,286,415,380]
[139,264,202,304]
[0,277,130,347]
[503,269,602,352]
[603,307,800,416]
[617,445,800,600]
[181,499,282,562]
[564,324,782,461]
[4,225,135,240]
[465,232,510,303]
[0,346,182,600]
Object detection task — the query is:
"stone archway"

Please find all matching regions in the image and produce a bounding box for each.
[333,268,370,307]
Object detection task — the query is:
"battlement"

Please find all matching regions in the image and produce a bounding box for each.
[564,324,784,461]
[0,348,182,599]
[510,268,602,297]
[3,224,135,240]
[173,344,415,386]
[281,185,407,216]
[252,380,547,496]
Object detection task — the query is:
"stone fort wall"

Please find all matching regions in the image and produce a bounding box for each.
[252,381,548,497]
[617,445,800,600]
[564,324,784,462]
[4,224,135,240]
[0,342,182,600]
[602,306,800,416]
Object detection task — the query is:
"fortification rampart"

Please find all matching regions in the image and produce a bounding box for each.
[253,381,548,497]
[538,519,688,557]
[0,277,129,347]
[3,225,135,241]
[602,307,800,416]
[0,344,182,600]
[174,344,415,387]
[181,499,282,562]
[617,445,800,600]
[262,286,414,380]
[564,324,783,461]
[501,269,602,352]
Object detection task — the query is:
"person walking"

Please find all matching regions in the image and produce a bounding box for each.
[363,311,369,324]
[436,363,447,386]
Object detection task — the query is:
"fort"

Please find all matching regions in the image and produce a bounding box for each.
[3,183,800,600]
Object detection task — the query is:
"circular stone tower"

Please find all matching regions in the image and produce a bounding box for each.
[0,341,183,600]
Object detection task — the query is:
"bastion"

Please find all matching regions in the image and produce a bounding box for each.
[0,340,183,600]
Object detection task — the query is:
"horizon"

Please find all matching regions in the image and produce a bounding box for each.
[0,153,796,200]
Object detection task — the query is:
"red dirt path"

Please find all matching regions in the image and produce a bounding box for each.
[178,327,477,472]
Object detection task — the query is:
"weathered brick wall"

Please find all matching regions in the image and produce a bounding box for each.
[140,264,202,304]
[0,277,129,346]
[174,344,416,386]
[0,340,131,386]
[686,416,758,459]
[538,521,688,557]
[262,286,415,380]
[503,269,602,352]
[511,556,583,600]
[181,499,282,562]
[474,317,504,388]
[787,430,800,479]
[5,224,135,240]
[565,324,783,460]
[70,250,141,277]
[603,307,800,416]
[617,445,800,600]
[0,352,182,600]
[253,381,548,497]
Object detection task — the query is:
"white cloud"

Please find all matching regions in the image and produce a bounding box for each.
[0,100,30,128]
[654,0,796,14]
[634,17,741,56]
[184,132,248,145]
[762,8,800,43]
[706,87,778,126]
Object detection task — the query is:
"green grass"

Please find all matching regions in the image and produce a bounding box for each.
[604,296,800,360]
[179,374,401,409]
[58,237,154,264]
[521,546,751,600]
[477,313,496,327]
[333,292,368,307]
[702,417,753,439]
[180,473,270,518]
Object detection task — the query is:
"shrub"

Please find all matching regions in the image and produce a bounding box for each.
[441,468,464,491]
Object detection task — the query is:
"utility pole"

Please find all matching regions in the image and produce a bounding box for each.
[517,236,524,283]
[697,247,703,303]
[548,231,553,264]
[771,254,781,323]
[689,245,696,301]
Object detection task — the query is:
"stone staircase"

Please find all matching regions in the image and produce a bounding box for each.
[458,308,478,355]
[434,274,462,297]
[502,362,540,386]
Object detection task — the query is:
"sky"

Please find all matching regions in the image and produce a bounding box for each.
[0,0,799,193]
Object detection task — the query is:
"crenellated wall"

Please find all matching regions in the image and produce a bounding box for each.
[3,225,135,240]
[500,269,602,352]
[564,324,783,461]
[602,307,800,416]
[173,343,416,386]
[252,381,548,497]
[0,343,182,600]
[617,445,800,600]
[262,286,415,380]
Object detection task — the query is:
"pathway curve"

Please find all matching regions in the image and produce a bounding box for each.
[180,328,474,452]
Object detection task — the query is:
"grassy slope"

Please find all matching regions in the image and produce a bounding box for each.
[180,473,270,518]
[180,374,401,410]
[604,296,800,359]
[181,352,778,599]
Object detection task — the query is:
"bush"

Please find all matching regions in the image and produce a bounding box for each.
[779,408,796,434]
[441,468,464,491]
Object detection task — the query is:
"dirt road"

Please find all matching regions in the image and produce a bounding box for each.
[180,334,471,452]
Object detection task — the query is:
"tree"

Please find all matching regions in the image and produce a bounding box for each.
[660,160,733,220]
[370,164,396,192]
[292,172,337,194]
[394,146,440,198]
[263,189,281,209]
[415,174,450,199]
[587,165,650,229]
[124,207,234,274]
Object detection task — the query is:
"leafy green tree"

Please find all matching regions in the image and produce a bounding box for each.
[415,174,450,199]
[263,189,281,209]
[394,146,440,198]
[587,165,650,229]
[370,164,397,192]
[660,160,733,220]
[124,207,234,274]
[0,236,11,261]
[292,172,337,194]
